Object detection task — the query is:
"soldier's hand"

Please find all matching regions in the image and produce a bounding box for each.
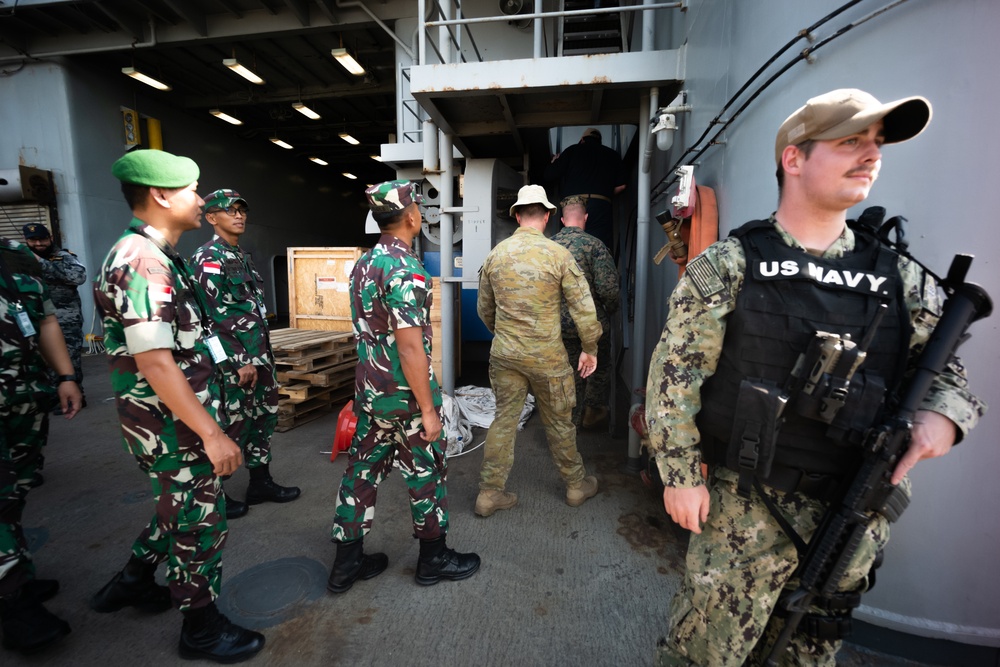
[236,364,257,388]
[663,485,710,534]
[578,352,598,379]
[419,408,443,444]
[56,381,83,419]
[891,410,957,485]
[203,432,243,476]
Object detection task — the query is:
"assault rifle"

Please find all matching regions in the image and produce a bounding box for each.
[764,254,992,666]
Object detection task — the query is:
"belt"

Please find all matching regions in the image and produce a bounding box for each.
[760,466,841,501]
[570,193,611,203]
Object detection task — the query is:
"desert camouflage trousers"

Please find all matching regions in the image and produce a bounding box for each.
[223,363,279,469]
[0,400,48,596]
[562,330,612,424]
[479,354,586,491]
[331,408,449,543]
[129,459,228,611]
[656,469,896,667]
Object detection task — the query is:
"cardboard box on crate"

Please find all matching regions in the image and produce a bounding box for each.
[270,328,357,432]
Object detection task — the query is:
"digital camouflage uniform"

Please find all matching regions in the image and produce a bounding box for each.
[551,225,619,423]
[94,219,228,611]
[478,226,602,491]
[35,247,86,387]
[191,236,276,469]
[0,239,55,597]
[646,220,985,666]
[331,233,448,543]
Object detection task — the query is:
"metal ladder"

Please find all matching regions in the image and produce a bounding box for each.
[560,0,625,56]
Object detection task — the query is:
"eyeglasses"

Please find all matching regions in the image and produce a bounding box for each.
[208,206,248,217]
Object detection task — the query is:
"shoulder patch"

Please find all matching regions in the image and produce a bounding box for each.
[686,255,725,300]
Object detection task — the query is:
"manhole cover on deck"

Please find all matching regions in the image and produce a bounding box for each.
[216,557,328,629]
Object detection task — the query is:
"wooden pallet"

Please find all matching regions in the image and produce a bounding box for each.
[275,386,353,432]
[277,359,356,387]
[271,328,358,432]
[271,328,355,359]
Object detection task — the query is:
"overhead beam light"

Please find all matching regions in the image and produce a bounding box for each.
[292,102,321,120]
[369,154,383,162]
[270,137,294,150]
[342,172,357,180]
[209,109,243,126]
[339,133,360,145]
[223,58,265,85]
[309,157,328,166]
[121,67,171,91]
[331,48,366,76]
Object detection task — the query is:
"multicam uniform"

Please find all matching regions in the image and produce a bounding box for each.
[0,239,55,597]
[331,233,448,543]
[478,227,602,491]
[94,219,228,611]
[646,219,985,666]
[36,248,86,386]
[191,237,276,469]
[551,226,619,423]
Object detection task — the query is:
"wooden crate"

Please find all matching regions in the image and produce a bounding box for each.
[288,247,366,332]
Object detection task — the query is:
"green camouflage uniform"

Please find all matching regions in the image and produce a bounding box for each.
[551,226,620,422]
[0,239,56,597]
[35,247,87,387]
[331,233,449,543]
[646,220,986,666]
[478,227,602,491]
[191,236,276,468]
[94,219,228,611]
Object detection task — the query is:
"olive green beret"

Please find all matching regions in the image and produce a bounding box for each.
[111,149,200,188]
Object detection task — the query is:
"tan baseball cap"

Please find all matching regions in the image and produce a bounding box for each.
[774,89,931,165]
[509,184,556,217]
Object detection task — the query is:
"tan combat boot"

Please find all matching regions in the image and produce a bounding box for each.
[566,475,599,507]
[582,406,609,431]
[475,489,518,517]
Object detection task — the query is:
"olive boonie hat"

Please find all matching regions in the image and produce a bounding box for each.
[111,149,200,188]
[21,223,50,239]
[365,180,423,214]
[775,88,932,165]
[509,184,555,217]
[203,188,248,213]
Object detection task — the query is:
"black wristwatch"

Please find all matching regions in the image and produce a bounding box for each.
[56,375,77,384]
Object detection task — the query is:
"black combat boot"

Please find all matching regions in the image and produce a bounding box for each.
[223,492,249,519]
[90,555,171,613]
[245,464,301,505]
[327,538,389,594]
[179,602,264,663]
[0,587,71,655]
[414,535,481,586]
[22,579,59,603]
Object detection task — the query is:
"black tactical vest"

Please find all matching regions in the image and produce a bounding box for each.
[698,219,911,479]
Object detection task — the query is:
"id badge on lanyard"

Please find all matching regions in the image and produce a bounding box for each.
[205,334,228,363]
[15,303,37,337]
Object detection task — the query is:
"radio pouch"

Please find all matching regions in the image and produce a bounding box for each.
[727,379,785,498]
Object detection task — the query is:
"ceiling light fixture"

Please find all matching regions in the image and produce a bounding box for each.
[223,58,265,85]
[292,102,321,120]
[209,109,243,125]
[270,137,294,150]
[331,48,366,76]
[309,157,329,166]
[342,172,357,180]
[369,154,383,162]
[339,133,360,145]
[121,66,171,91]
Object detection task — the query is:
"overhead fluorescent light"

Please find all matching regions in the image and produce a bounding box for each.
[223,58,265,85]
[121,67,171,91]
[292,102,321,120]
[369,154,383,162]
[339,133,360,145]
[342,172,357,180]
[331,48,366,76]
[270,137,294,150]
[309,157,329,166]
[209,109,243,126]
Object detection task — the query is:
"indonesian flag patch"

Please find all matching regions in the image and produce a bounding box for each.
[149,284,174,303]
[411,273,426,289]
[203,261,222,275]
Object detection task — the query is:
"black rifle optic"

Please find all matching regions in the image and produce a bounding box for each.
[764,254,992,666]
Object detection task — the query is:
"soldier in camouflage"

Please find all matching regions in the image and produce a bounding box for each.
[192,189,300,520]
[0,237,81,655]
[646,90,986,666]
[475,184,602,518]
[21,223,87,406]
[91,150,264,664]
[328,179,480,593]
[551,195,620,430]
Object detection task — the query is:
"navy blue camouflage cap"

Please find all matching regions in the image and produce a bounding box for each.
[202,188,248,213]
[111,149,200,188]
[365,180,423,214]
[21,223,50,239]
